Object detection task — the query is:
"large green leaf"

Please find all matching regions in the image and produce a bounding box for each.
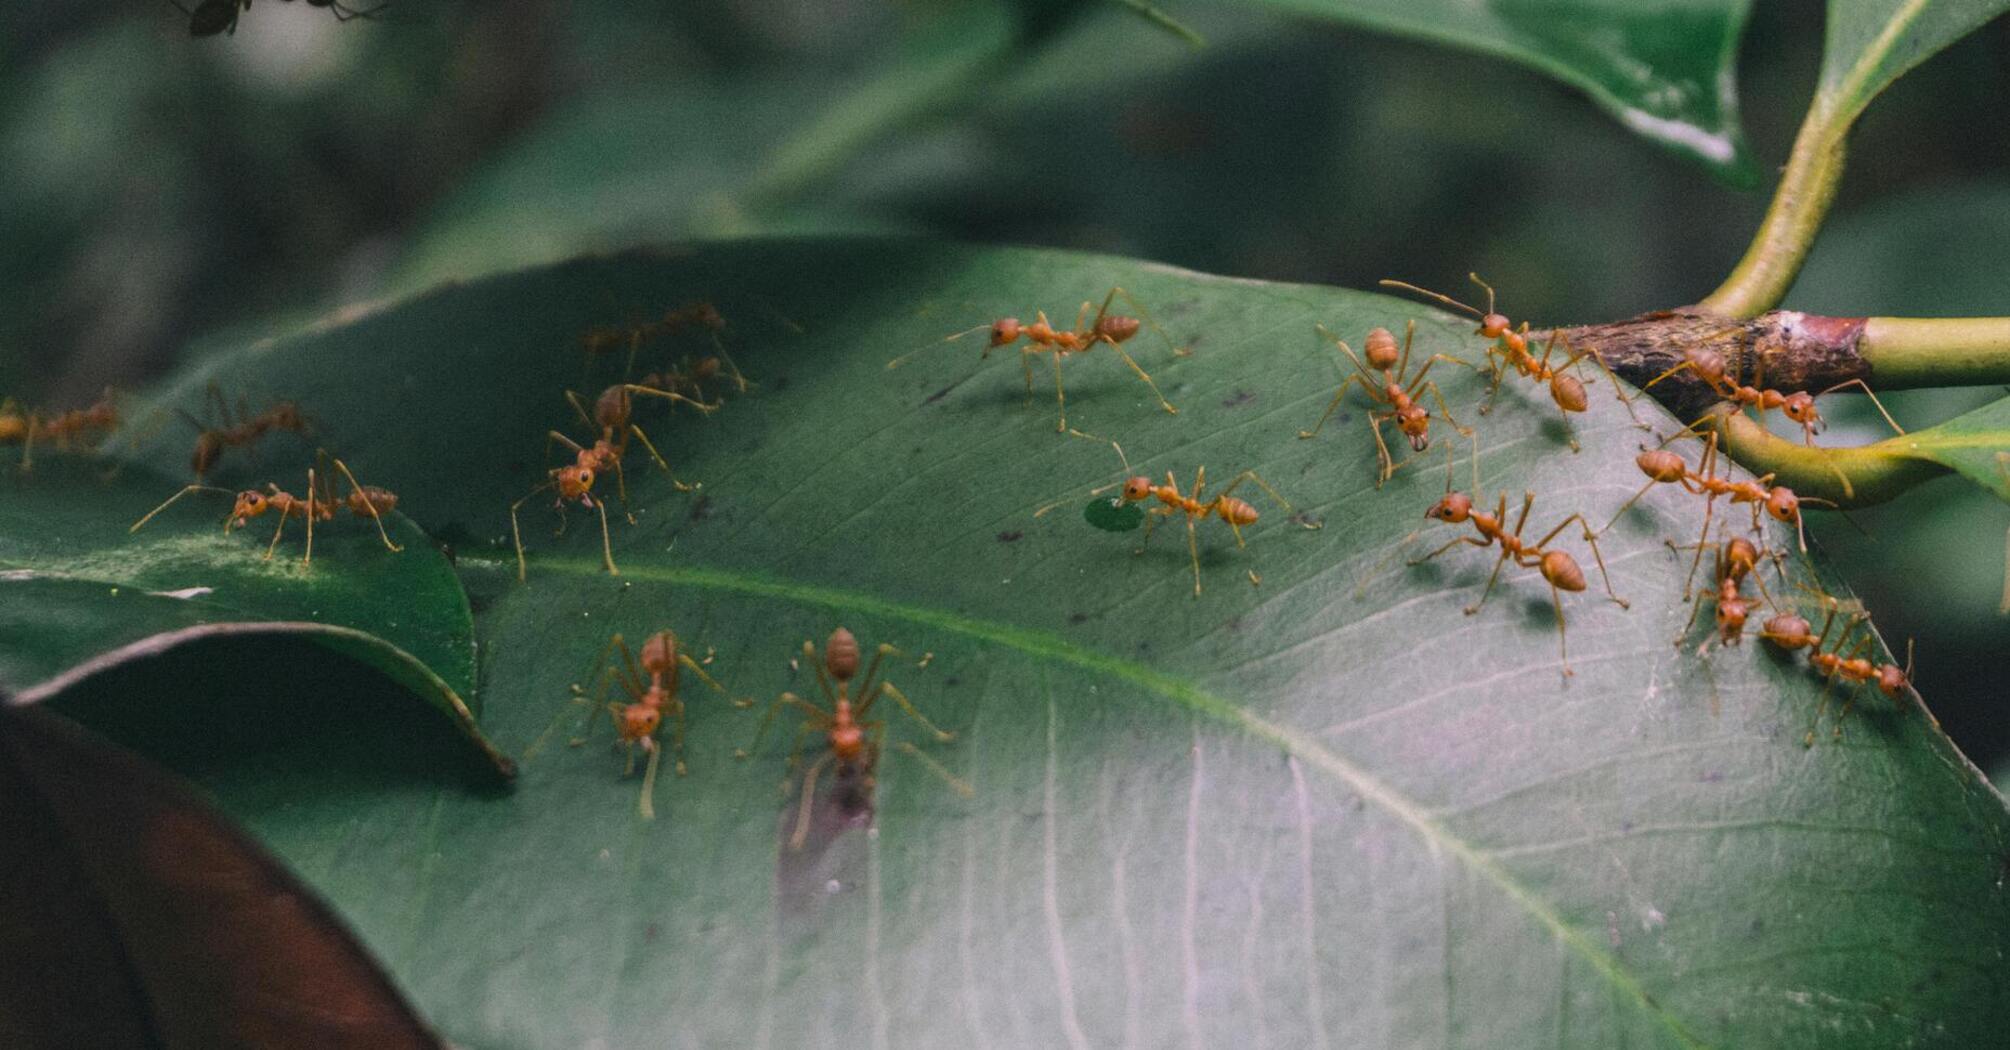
[62,239,2010,1046]
[1817,0,2010,122]
[0,458,507,774]
[1234,0,1757,179]
[1873,395,2010,501]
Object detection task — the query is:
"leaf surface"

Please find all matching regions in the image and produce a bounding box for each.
[1817,0,2010,121]
[64,239,2010,1047]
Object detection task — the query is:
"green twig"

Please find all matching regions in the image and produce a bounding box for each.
[1710,409,1945,507]
[1859,317,2010,388]
[1696,103,1848,319]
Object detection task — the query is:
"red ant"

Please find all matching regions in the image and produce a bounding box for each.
[1668,527,1776,651]
[1042,431,1320,597]
[1642,346,1902,446]
[1601,427,1834,599]
[1760,591,1924,743]
[1380,275,1644,449]
[1413,486,1628,677]
[528,630,744,820]
[1,391,120,469]
[738,628,968,850]
[563,380,717,490]
[130,453,401,564]
[174,0,385,37]
[887,287,1182,432]
[1297,321,1476,486]
[509,428,626,582]
[180,384,311,479]
[580,301,744,391]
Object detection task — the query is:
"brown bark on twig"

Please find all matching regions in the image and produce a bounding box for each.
[1544,310,1871,420]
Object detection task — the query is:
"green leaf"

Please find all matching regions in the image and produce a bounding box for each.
[1879,394,2010,501]
[67,239,2010,1045]
[0,458,508,775]
[1232,0,1757,179]
[1083,494,1145,531]
[1817,0,2010,122]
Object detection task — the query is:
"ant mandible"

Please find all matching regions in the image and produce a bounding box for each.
[1642,346,1903,446]
[1297,321,1477,487]
[737,628,968,850]
[528,630,744,819]
[1413,484,1629,677]
[1044,431,1321,597]
[887,287,1182,432]
[1380,274,1645,448]
[130,453,402,565]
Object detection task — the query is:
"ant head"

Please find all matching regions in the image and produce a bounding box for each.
[1121,476,1153,503]
[989,318,1021,347]
[1764,486,1800,522]
[228,490,268,527]
[824,627,860,682]
[640,630,678,676]
[1221,497,1259,527]
[1761,613,1810,646]
[1716,596,1749,631]
[1635,449,1686,483]
[1550,373,1589,413]
[1096,315,1142,344]
[1425,492,1473,523]
[1477,313,1511,340]
[1781,390,1821,427]
[617,703,661,742]
[557,465,594,500]
[1363,327,1401,371]
[595,386,631,429]
[1539,549,1587,592]
[1396,405,1430,448]
[1876,662,1908,697]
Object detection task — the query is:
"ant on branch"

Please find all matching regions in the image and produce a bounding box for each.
[1041,430,1320,597]
[1297,321,1476,487]
[179,384,311,479]
[1642,346,1903,446]
[887,287,1182,432]
[172,0,385,37]
[1,390,120,469]
[738,628,968,851]
[1413,479,1628,677]
[1380,274,1644,449]
[528,630,745,820]
[130,452,402,564]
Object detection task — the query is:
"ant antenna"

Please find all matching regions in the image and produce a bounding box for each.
[1378,279,1482,320]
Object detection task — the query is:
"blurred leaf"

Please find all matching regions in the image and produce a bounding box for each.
[0,702,445,1049]
[0,457,508,775]
[87,238,2010,1047]
[1886,394,2010,501]
[1230,0,1758,179]
[1816,0,2010,123]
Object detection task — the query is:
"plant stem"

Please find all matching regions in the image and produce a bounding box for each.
[1859,317,2010,388]
[1697,103,1848,319]
[1710,409,1945,507]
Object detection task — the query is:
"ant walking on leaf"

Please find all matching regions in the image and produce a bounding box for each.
[130,451,401,565]
[1040,430,1321,597]
[2,389,121,470]
[887,287,1183,431]
[528,630,746,820]
[179,383,311,479]
[1667,525,1778,652]
[738,628,969,850]
[1297,320,1477,487]
[1761,588,1925,744]
[1380,274,1645,449]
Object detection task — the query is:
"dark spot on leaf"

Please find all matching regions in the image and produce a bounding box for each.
[923,385,956,405]
[644,923,659,942]
[1699,770,1724,783]
[1068,612,1088,625]
[997,530,1023,543]
[944,677,960,687]
[688,494,713,521]
[1289,511,1322,529]
[771,375,790,391]
[1221,389,1255,409]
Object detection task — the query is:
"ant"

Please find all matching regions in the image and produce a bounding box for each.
[1297,321,1476,486]
[509,427,628,582]
[1042,431,1320,597]
[528,630,744,820]
[737,628,968,851]
[579,301,743,391]
[563,380,717,492]
[1413,484,1628,677]
[1,391,120,469]
[1642,346,1902,446]
[180,384,311,479]
[1668,527,1776,651]
[173,0,385,37]
[1380,274,1644,449]
[130,453,401,565]
[887,287,1182,432]
[1759,590,1923,742]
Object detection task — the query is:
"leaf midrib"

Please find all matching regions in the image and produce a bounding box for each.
[458,551,1708,1048]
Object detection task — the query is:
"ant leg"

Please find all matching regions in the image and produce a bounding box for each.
[1021,350,1036,403]
[1477,348,1509,416]
[1297,376,1368,441]
[1186,514,1203,598]
[1050,352,1069,433]
[1600,479,1664,535]
[265,508,291,561]
[678,652,743,705]
[1365,412,1396,486]
[867,681,956,742]
[790,752,835,851]
[1819,378,1906,436]
[1569,344,1649,428]
[1135,507,1164,553]
[1099,286,1190,357]
[1532,513,1628,609]
[1548,581,1573,677]
[669,700,690,777]
[1409,534,1485,566]
[737,692,832,760]
[1641,360,1699,392]
[621,384,721,416]
[330,457,403,553]
[1214,469,1307,522]
[1465,548,1513,615]
[1109,346,1179,417]
[894,741,975,797]
[638,739,663,820]
[564,390,598,433]
[850,643,896,713]
[507,484,553,583]
[130,484,229,533]
[593,500,618,576]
